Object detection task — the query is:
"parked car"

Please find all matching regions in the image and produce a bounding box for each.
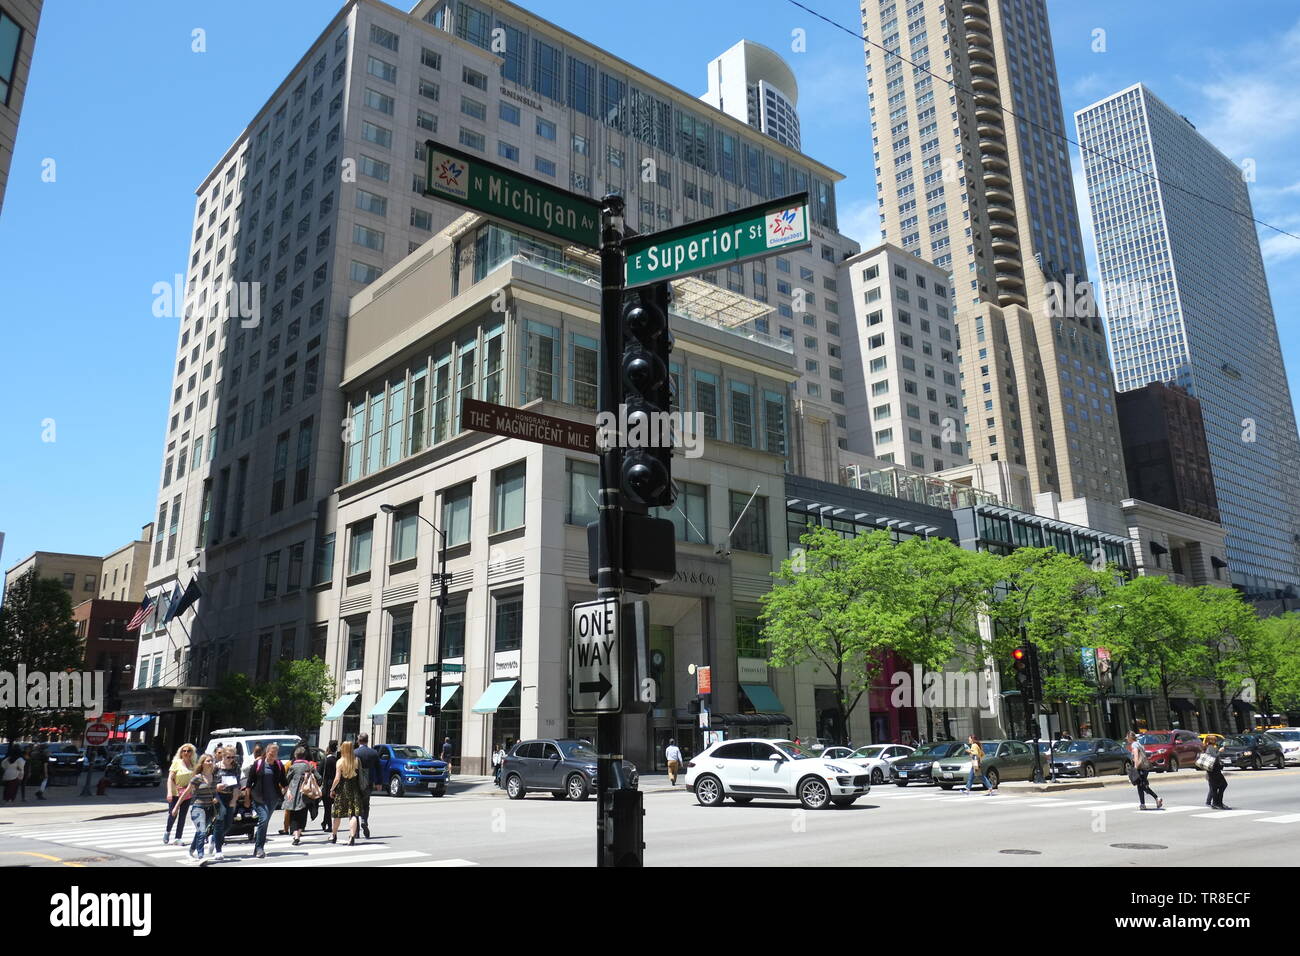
[45,743,88,773]
[818,747,857,761]
[202,728,303,772]
[500,739,638,800]
[685,738,870,809]
[1266,728,1300,765]
[846,743,915,785]
[376,743,449,797]
[1048,738,1131,778]
[933,739,1038,790]
[1139,730,1203,773]
[889,740,968,786]
[1219,733,1286,770]
[104,752,163,787]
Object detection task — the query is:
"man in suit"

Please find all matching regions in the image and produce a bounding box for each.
[354,734,381,839]
[319,740,338,831]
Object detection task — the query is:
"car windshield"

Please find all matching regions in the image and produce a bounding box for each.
[391,746,432,759]
[853,746,887,759]
[121,754,156,767]
[1139,734,1170,744]
[253,738,301,758]
[913,742,964,758]
[560,742,600,761]
[50,744,79,754]
[1269,730,1299,741]
[1061,741,1098,754]
[773,741,819,760]
[1223,736,1254,747]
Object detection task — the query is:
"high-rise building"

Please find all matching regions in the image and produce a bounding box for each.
[1115,383,1219,525]
[0,0,41,216]
[841,243,969,471]
[859,0,1127,514]
[701,40,802,151]
[131,0,861,740]
[1076,83,1300,597]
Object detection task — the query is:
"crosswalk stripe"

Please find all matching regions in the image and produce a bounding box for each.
[1188,809,1269,819]
[257,850,426,867]
[1255,814,1300,824]
[388,859,479,866]
[3,825,159,840]
[1022,799,1111,806]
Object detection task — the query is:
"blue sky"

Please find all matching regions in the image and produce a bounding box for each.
[2,0,1298,590]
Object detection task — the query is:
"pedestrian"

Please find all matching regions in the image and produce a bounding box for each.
[1125,731,1163,810]
[248,742,287,859]
[319,740,338,830]
[173,752,219,864]
[963,735,995,794]
[164,744,198,845]
[210,747,243,862]
[329,740,365,846]
[2,745,26,803]
[1203,742,1230,810]
[284,746,321,846]
[665,738,683,786]
[29,744,48,800]
[353,734,380,840]
[440,736,454,776]
[491,742,504,786]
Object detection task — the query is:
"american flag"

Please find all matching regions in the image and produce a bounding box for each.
[127,595,155,631]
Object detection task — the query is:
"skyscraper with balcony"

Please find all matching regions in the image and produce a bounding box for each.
[702,40,802,151]
[129,0,861,737]
[1076,83,1300,596]
[860,0,1127,517]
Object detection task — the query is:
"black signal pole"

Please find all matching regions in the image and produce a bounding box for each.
[596,194,632,866]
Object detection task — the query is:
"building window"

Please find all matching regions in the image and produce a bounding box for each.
[390,504,419,563]
[492,462,526,533]
[263,551,280,599]
[286,542,304,593]
[729,381,754,447]
[494,593,523,652]
[390,609,412,667]
[567,459,599,526]
[694,371,719,440]
[653,481,708,544]
[348,521,373,576]
[442,482,472,547]
[520,320,560,402]
[729,492,769,554]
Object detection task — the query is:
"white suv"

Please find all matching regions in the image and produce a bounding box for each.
[684,738,871,809]
[202,728,303,773]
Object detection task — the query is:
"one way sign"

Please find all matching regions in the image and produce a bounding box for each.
[570,598,621,714]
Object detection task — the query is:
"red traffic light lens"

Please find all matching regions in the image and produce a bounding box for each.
[1012,647,1026,661]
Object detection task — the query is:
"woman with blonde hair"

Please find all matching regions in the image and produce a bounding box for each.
[329,740,365,845]
[173,752,219,863]
[164,743,198,846]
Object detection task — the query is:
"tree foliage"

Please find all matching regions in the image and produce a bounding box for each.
[0,570,84,741]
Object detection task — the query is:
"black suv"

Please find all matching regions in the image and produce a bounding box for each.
[499,739,638,800]
[1219,733,1286,770]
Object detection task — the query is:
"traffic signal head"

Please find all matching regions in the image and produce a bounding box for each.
[1012,647,1027,664]
[619,283,675,511]
[424,673,441,717]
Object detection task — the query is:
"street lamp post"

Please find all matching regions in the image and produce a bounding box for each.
[380,505,448,752]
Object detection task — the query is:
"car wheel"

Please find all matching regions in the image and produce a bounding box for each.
[694,774,724,807]
[894,781,908,787]
[566,774,590,801]
[432,783,446,797]
[798,775,832,810]
[1082,763,1096,778]
[832,797,857,808]
[505,774,526,799]
[388,774,405,798]
[1276,754,1286,769]
[1252,756,1262,771]
[1120,760,1131,777]
[1169,757,1179,773]
[870,768,884,785]
[731,796,753,805]
[986,768,1000,790]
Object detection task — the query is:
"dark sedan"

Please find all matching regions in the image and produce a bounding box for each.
[104,752,163,787]
[889,740,968,786]
[1219,733,1286,770]
[1050,738,1131,778]
[500,739,638,800]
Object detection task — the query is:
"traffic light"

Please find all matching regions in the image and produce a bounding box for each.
[1025,642,1044,703]
[424,672,441,717]
[619,282,675,511]
[1012,647,1032,700]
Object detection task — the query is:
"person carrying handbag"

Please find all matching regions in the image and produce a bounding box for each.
[1125,732,1163,810]
[284,746,322,846]
[1200,743,1230,810]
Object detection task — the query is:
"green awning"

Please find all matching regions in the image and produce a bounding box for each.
[741,684,784,713]
[440,684,462,709]
[471,680,518,714]
[324,693,359,721]
[368,688,406,717]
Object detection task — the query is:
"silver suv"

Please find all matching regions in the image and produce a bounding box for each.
[499,739,638,800]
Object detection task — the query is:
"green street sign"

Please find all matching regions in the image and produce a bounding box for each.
[423,139,602,249]
[424,662,466,673]
[623,192,811,288]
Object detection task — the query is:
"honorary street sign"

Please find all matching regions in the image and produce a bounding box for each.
[623,192,811,288]
[462,397,598,453]
[571,598,621,714]
[424,139,602,248]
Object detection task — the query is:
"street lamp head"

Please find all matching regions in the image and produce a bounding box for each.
[379,504,397,514]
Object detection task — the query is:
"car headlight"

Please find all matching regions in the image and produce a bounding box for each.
[1064,760,1083,766]
[585,765,599,776]
[1242,750,1254,757]
[825,764,849,774]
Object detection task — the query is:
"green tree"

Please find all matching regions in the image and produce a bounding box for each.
[205,672,264,730]
[1184,586,1264,728]
[1260,614,1300,711]
[0,569,83,742]
[1098,575,1201,722]
[262,658,335,738]
[760,527,964,743]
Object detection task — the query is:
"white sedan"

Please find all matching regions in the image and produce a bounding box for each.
[846,744,916,785]
[1269,729,1300,765]
[684,738,871,809]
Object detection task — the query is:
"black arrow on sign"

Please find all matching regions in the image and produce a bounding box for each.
[579,673,613,701]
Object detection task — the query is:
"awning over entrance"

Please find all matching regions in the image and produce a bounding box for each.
[324,693,359,721]
[471,680,518,714]
[740,684,784,712]
[124,715,152,731]
[368,689,406,718]
[1169,698,1195,711]
[709,712,792,728]
[440,684,462,709]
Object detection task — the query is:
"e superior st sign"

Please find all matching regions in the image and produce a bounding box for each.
[623,192,812,288]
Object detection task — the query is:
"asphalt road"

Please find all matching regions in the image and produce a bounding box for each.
[2,765,1296,867]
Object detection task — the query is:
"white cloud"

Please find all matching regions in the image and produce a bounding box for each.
[1260,228,1300,264]
[837,197,882,249]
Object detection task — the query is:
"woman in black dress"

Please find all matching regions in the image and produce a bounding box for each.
[330,740,365,845]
